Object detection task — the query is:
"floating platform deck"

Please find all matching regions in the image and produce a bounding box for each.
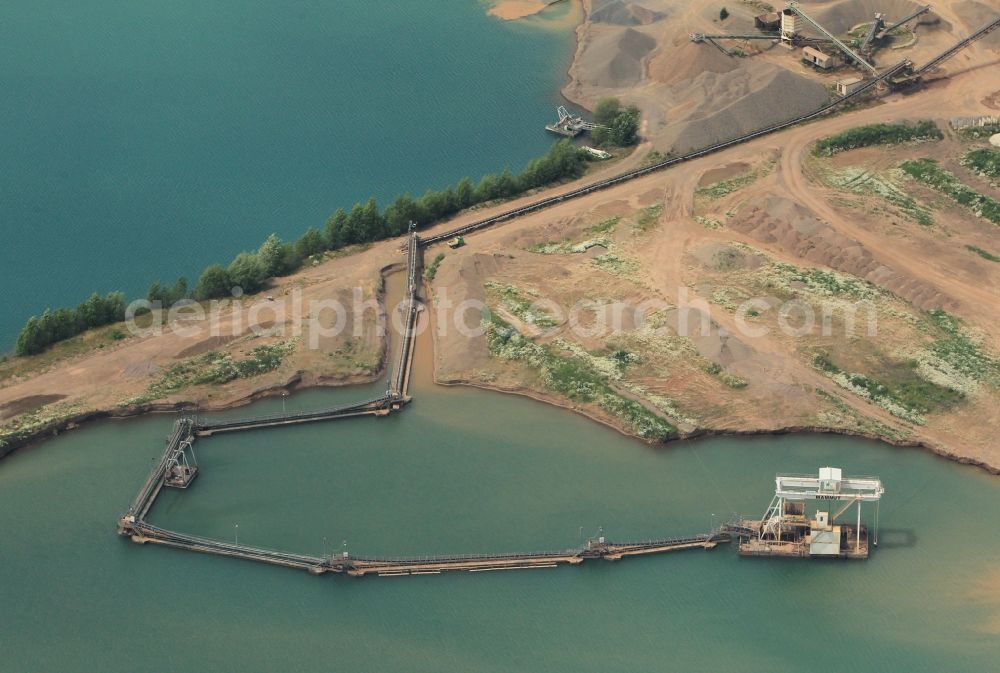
[734,520,870,559]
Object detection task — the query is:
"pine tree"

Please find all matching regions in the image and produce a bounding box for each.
[454,177,474,210]
[323,210,348,250]
[194,265,232,300]
[294,228,326,259]
[15,316,43,356]
[228,252,267,294]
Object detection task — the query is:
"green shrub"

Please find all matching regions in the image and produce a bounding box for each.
[901,158,1000,225]
[424,253,446,281]
[813,121,942,156]
[961,148,1000,178]
[967,245,1000,262]
[590,98,641,148]
[813,350,966,421]
[124,341,297,406]
[634,204,663,231]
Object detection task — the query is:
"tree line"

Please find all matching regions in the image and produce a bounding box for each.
[13,140,590,356]
[15,292,126,356]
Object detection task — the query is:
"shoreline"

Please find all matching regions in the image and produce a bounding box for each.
[3,266,998,474]
[430,377,1000,477]
[560,0,591,108]
[488,0,570,21]
[6,361,997,477]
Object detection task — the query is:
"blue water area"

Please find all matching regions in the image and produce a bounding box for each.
[0,0,576,349]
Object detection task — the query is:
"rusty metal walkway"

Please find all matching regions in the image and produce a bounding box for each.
[119,519,730,578]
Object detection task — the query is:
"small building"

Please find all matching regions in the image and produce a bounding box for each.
[836,76,865,96]
[755,12,781,31]
[807,511,842,556]
[802,46,834,69]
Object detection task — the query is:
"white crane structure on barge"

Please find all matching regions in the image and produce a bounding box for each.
[730,467,885,559]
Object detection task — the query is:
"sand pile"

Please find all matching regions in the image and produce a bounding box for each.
[816,0,928,35]
[730,196,956,310]
[576,25,658,88]
[591,0,667,26]
[648,38,738,86]
[661,65,829,153]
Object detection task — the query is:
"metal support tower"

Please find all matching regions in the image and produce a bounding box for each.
[758,467,884,544]
[164,435,198,488]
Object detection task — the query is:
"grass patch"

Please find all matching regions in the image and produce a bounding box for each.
[813,352,964,424]
[327,338,380,374]
[483,314,677,440]
[424,252,445,281]
[960,147,1000,179]
[123,340,297,406]
[814,389,910,442]
[484,282,558,328]
[900,158,1000,225]
[812,121,942,156]
[703,360,747,388]
[919,309,999,387]
[586,216,619,235]
[720,372,748,389]
[696,171,758,199]
[771,263,879,299]
[592,252,641,279]
[966,244,1000,262]
[825,167,934,225]
[0,402,82,451]
[529,236,611,255]
[633,203,663,231]
[641,150,668,167]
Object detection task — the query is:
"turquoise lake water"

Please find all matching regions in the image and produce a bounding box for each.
[0,0,576,349]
